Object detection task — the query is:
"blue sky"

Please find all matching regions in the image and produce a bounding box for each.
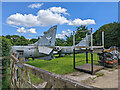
[2,2,118,39]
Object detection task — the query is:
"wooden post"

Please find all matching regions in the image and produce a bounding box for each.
[102,32,105,68]
[11,53,18,88]
[44,82,52,88]
[90,28,93,75]
[102,49,105,67]
[73,31,76,69]
[73,31,75,47]
[19,57,25,88]
[86,34,88,46]
[10,58,14,88]
[91,28,93,50]
[102,31,104,47]
[27,71,32,88]
[91,28,92,33]
[91,50,93,75]
[73,48,75,69]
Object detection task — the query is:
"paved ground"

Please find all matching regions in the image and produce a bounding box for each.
[63,67,119,88]
[89,69,118,88]
[37,67,119,88]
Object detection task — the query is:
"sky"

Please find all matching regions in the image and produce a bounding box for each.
[2,2,118,39]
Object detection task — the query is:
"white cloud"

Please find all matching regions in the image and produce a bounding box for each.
[62,31,66,34]
[28,28,37,34]
[49,7,69,15]
[7,7,96,28]
[56,34,64,39]
[17,27,36,34]
[56,29,72,39]
[68,19,96,26]
[7,13,40,27]
[28,3,43,9]
[37,9,69,26]
[7,7,69,27]
[67,29,72,34]
[17,27,27,33]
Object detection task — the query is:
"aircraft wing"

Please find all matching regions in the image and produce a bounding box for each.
[38,46,53,55]
[51,46,74,54]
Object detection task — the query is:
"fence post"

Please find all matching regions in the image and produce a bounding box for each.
[19,57,25,88]
[10,58,14,88]
[10,53,18,88]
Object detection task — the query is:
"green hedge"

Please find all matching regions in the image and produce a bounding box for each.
[0,37,11,89]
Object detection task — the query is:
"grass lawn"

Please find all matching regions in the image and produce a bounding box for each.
[26,53,99,75]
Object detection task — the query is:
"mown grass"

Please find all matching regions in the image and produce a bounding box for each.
[26,53,99,75]
[29,73,44,85]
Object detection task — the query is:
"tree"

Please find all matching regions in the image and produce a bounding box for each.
[30,38,38,43]
[5,35,32,46]
[55,38,67,46]
[65,25,88,46]
[1,37,11,57]
[94,22,120,48]
[10,35,20,45]
[18,36,31,45]
[5,35,11,39]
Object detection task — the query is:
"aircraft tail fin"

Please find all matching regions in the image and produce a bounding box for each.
[76,34,91,46]
[34,25,57,46]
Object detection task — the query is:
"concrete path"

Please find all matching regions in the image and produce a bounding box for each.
[90,69,118,88]
[63,68,119,88]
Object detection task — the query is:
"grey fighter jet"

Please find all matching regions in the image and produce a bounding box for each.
[53,34,91,57]
[11,25,57,60]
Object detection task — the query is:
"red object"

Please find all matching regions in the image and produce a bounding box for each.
[105,60,109,63]
[105,60,118,64]
[114,60,118,63]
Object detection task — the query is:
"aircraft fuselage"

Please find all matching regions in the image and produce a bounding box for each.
[11,46,53,59]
